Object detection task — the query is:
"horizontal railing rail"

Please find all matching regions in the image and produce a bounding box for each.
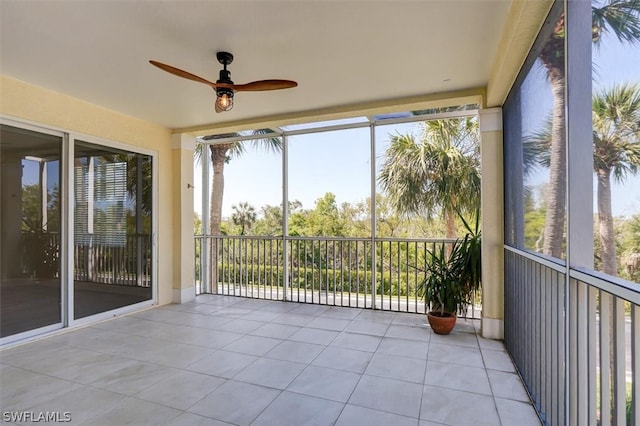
[505,246,640,425]
[194,234,481,318]
[570,267,640,306]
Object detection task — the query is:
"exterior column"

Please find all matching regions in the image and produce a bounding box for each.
[171,133,196,303]
[479,107,504,339]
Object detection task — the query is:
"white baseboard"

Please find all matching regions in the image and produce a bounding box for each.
[481,317,504,340]
[172,286,196,304]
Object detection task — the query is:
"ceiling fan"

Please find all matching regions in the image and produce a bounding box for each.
[149,51,297,113]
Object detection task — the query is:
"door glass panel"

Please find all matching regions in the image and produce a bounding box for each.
[73,141,152,319]
[1,124,62,337]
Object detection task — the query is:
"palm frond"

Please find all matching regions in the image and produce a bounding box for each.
[193,141,205,165]
[198,129,283,163]
[592,0,640,45]
[523,117,553,175]
[593,83,640,181]
[378,117,480,225]
[248,129,283,155]
[227,141,245,159]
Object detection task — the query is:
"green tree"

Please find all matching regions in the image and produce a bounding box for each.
[231,202,257,235]
[194,212,203,234]
[375,194,402,237]
[288,193,346,237]
[309,193,345,236]
[21,183,43,232]
[592,83,640,275]
[377,117,480,239]
[618,214,640,281]
[339,200,369,237]
[251,200,303,236]
[539,0,640,257]
[253,204,282,236]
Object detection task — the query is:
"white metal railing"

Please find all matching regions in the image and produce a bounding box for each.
[195,235,482,317]
[505,246,640,425]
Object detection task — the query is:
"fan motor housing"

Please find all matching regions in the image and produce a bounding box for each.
[218,69,233,84]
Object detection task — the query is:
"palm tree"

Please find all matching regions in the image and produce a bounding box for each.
[194,130,281,235]
[539,0,640,257]
[231,202,257,235]
[378,117,480,239]
[593,83,640,275]
[194,131,280,292]
[525,83,640,275]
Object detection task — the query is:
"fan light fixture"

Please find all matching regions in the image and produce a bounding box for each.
[214,52,235,112]
[215,88,234,111]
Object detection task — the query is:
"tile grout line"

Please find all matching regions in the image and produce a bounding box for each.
[479,330,507,426]
[418,316,432,423]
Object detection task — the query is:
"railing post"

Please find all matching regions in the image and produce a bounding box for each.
[600,291,612,426]
[587,285,597,424]
[613,297,626,425]
[200,238,209,294]
[282,134,289,302]
[370,122,377,309]
[632,305,640,425]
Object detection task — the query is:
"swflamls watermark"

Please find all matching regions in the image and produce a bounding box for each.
[2,411,72,422]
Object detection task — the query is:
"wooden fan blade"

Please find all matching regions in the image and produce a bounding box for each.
[149,60,217,88]
[232,79,298,92]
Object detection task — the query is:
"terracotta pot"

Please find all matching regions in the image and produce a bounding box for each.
[427,311,457,335]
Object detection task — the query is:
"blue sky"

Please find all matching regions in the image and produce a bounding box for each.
[195,128,374,218]
[22,159,59,193]
[194,122,420,218]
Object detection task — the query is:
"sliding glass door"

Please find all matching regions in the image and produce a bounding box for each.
[73,141,153,319]
[1,124,63,337]
[1,121,155,342]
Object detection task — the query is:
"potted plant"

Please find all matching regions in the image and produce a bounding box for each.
[418,212,481,335]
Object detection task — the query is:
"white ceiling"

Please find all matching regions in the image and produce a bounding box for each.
[0,1,512,131]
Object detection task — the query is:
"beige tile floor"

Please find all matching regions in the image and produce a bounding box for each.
[1,295,541,425]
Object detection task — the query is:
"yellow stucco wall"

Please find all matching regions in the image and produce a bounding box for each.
[171,135,195,298]
[0,75,174,306]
